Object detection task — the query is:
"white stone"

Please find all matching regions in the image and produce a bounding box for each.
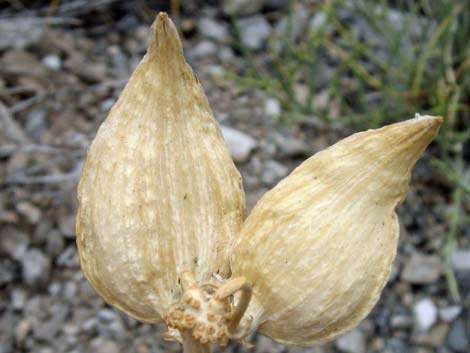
[439,305,462,322]
[21,249,51,287]
[100,98,116,112]
[42,54,61,71]
[265,97,281,117]
[413,298,438,331]
[198,17,229,42]
[221,126,257,163]
[190,40,217,59]
[238,15,271,50]
[451,249,470,271]
[261,160,288,186]
[336,329,366,353]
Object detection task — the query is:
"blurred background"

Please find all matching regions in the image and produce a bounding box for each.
[0,0,469,352]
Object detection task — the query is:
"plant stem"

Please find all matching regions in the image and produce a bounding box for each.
[181,330,211,353]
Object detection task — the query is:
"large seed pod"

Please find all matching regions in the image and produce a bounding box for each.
[76,13,245,323]
[231,116,442,345]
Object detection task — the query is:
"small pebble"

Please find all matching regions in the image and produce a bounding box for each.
[90,337,120,353]
[190,40,217,59]
[21,249,51,288]
[42,54,61,71]
[336,329,366,353]
[221,126,257,163]
[237,15,271,50]
[16,202,41,224]
[11,289,27,311]
[439,305,462,322]
[401,253,442,284]
[413,298,437,331]
[265,97,281,117]
[447,319,469,352]
[451,249,470,271]
[198,17,229,42]
[261,160,288,186]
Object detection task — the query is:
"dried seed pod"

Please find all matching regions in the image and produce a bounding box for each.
[76,13,245,324]
[231,115,442,345]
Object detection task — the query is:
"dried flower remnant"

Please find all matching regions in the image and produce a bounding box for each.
[76,12,442,353]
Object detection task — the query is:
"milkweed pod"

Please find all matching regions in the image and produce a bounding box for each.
[231,115,442,345]
[76,13,245,323]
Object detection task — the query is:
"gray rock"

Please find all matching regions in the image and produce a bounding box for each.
[21,249,51,287]
[16,202,41,224]
[33,219,53,244]
[238,16,271,50]
[439,305,462,322]
[447,320,469,352]
[189,40,217,59]
[48,282,61,296]
[413,298,437,331]
[204,64,225,77]
[89,337,120,353]
[271,132,309,157]
[198,17,229,42]
[11,289,27,311]
[65,55,108,83]
[0,18,44,50]
[32,304,68,341]
[97,309,127,339]
[401,253,442,284]
[25,109,47,141]
[260,140,277,156]
[0,226,29,261]
[451,249,470,271]
[222,0,265,15]
[390,314,413,329]
[59,214,76,239]
[0,342,12,353]
[63,281,77,300]
[14,319,31,344]
[81,317,98,333]
[46,230,65,258]
[261,160,288,186]
[219,46,235,63]
[62,322,79,337]
[56,246,80,268]
[221,126,257,163]
[336,329,366,353]
[383,338,409,353]
[38,349,54,353]
[100,98,115,112]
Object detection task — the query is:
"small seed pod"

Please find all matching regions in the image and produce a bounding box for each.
[231,115,442,345]
[76,12,245,327]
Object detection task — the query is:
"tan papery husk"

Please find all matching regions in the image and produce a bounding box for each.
[76,14,245,323]
[231,116,442,345]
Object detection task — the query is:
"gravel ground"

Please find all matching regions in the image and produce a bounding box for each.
[0,1,469,353]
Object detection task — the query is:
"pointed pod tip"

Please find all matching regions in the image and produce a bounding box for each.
[387,114,443,143]
[411,114,443,128]
[158,11,169,21]
[149,12,183,59]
